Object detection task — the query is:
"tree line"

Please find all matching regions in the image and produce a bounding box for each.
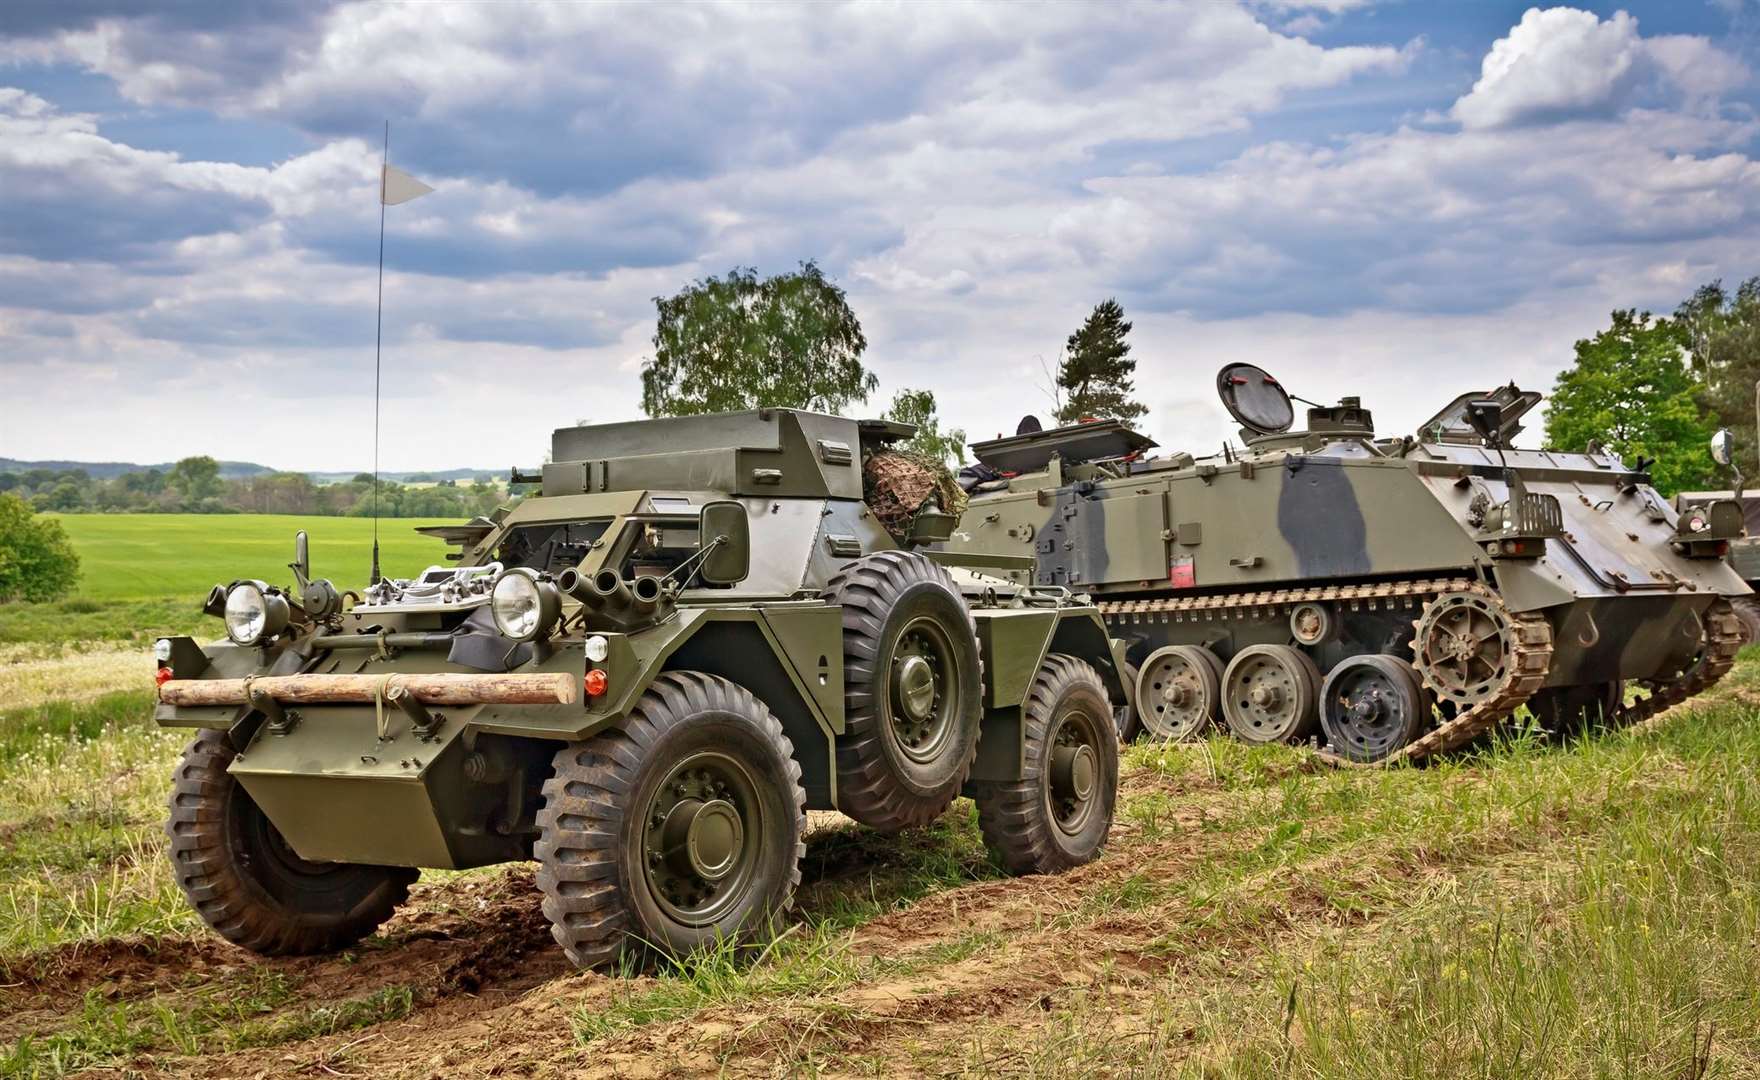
[638,260,1147,458]
[1544,278,1760,496]
[1,458,508,518]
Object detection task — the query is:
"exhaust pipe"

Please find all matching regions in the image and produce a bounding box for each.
[557,566,597,607]
[629,574,664,616]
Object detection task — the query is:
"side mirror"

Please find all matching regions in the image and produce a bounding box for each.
[698,501,750,585]
[1711,428,1735,467]
[1465,400,1505,447]
[291,531,311,586]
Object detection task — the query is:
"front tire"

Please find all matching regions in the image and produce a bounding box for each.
[974,655,1117,875]
[166,730,415,956]
[821,551,983,832]
[534,672,806,971]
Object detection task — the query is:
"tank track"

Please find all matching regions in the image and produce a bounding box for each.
[1613,596,1743,728]
[1099,577,1551,765]
[1100,582,1744,765]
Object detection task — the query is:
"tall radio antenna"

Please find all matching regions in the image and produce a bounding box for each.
[368,122,433,585]
[371,121,388,585]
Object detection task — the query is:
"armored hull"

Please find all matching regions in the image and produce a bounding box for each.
[946,369,1749,763]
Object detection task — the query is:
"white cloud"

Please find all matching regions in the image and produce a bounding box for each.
[1453,6,1748,130]
[1,1,1757,474]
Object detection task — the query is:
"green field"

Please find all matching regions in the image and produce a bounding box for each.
[0,515,457,646]
[47,514,455,601]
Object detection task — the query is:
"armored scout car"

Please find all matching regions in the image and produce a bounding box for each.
[154,409,1127,969]
[943,365,1748,764]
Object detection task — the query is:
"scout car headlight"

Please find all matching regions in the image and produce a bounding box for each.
[223,581,288,645]
[492,570,561,642]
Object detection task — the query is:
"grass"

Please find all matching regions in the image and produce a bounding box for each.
[0,691,192,957]
[6,648,1760,1073]
[0,514,454,646]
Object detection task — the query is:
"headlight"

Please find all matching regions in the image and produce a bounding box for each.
[492,570,560,642]
[223,581,289,645]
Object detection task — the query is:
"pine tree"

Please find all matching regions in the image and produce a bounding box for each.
[1054,299,1147,425]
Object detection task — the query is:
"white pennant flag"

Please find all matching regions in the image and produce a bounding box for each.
[381,163,434,206]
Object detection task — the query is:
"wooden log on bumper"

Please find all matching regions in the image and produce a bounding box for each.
[159,672,579,707]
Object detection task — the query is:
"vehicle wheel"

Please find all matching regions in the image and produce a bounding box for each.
[1115,662,1144,743]
[1135,645,1222,741]
[820,551,983,832]
[535,672,806,971]
[1734,596,1760,647]
[974,655,1117,875]
[1221,644,1321,744]
[166,730,415,956]
[1529,681,1621,737]
[1318,654,1428,763]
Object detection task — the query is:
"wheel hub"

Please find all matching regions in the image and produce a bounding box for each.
[1050,743,1096,801]
[1160,682,1192,708]
[896,654,936,722]
[1249,684,1283,710]
[662,798,744,882]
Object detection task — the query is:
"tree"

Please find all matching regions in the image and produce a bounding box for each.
[883,388,967,466]
[1544,309,1719,496]
[167,456,222,503]
[1054,299,1147,425]
[1677,277,1760,472]
[0,493,81,603]
[641,261,875,417]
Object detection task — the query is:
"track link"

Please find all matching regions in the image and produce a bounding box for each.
[1103,581,1743,766]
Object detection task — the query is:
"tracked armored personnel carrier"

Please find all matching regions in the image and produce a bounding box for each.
[153,409,1127,969]
[944,365,1748,764]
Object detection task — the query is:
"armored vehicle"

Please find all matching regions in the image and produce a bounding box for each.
[1675,489,1760,642]
[943,365,1748,764]
[1677,426,1760,643]
[153,409,1127,969]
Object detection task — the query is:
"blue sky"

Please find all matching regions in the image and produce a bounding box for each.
[2,1,1758,471]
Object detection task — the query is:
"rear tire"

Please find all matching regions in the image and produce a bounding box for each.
[534,672,806,971]
[821,551,983,832]
[975,655,1117,875]
[166,730,415,956]
[1734,596,1760,647]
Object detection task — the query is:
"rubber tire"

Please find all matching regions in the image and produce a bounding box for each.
[166,729,416,956]
[820,551,983,832]
[975,655,1118,875]
[1116,662,1144,743]
[1734,596,1760,647]
[1317,653,1427,764]
[534,672,806,971]
[1136,644,1223,741]
[1221,644,1322,744]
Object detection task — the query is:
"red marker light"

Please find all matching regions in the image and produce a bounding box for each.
[155,667,174,687]
[584,669,609,698]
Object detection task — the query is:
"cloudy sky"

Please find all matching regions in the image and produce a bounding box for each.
[2,1,1758,471]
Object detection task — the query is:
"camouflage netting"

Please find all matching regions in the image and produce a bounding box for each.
[863,450,969,544]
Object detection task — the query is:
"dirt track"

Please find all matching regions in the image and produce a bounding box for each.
[0,734,1660,1078]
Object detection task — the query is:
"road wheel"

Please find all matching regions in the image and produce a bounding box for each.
[975,655,1117,875]
[1734,596,1760,647]
[821,551,982,832]
[1221,644,1321,744]
[1529,681,1621,738]
[1136,644,1223,741]
[1115,662,1143,743]
[166,730,415,956]
[535,672,805,971]
[1318,654,1428,763]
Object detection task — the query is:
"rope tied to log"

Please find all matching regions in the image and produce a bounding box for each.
[372,674,404,741]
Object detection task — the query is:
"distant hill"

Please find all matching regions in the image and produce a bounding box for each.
[0,458,499,484]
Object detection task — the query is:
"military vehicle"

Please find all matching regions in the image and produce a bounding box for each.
[944,365,1748,764]
[1677,427,1760,643]
[153,409,1127,969]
